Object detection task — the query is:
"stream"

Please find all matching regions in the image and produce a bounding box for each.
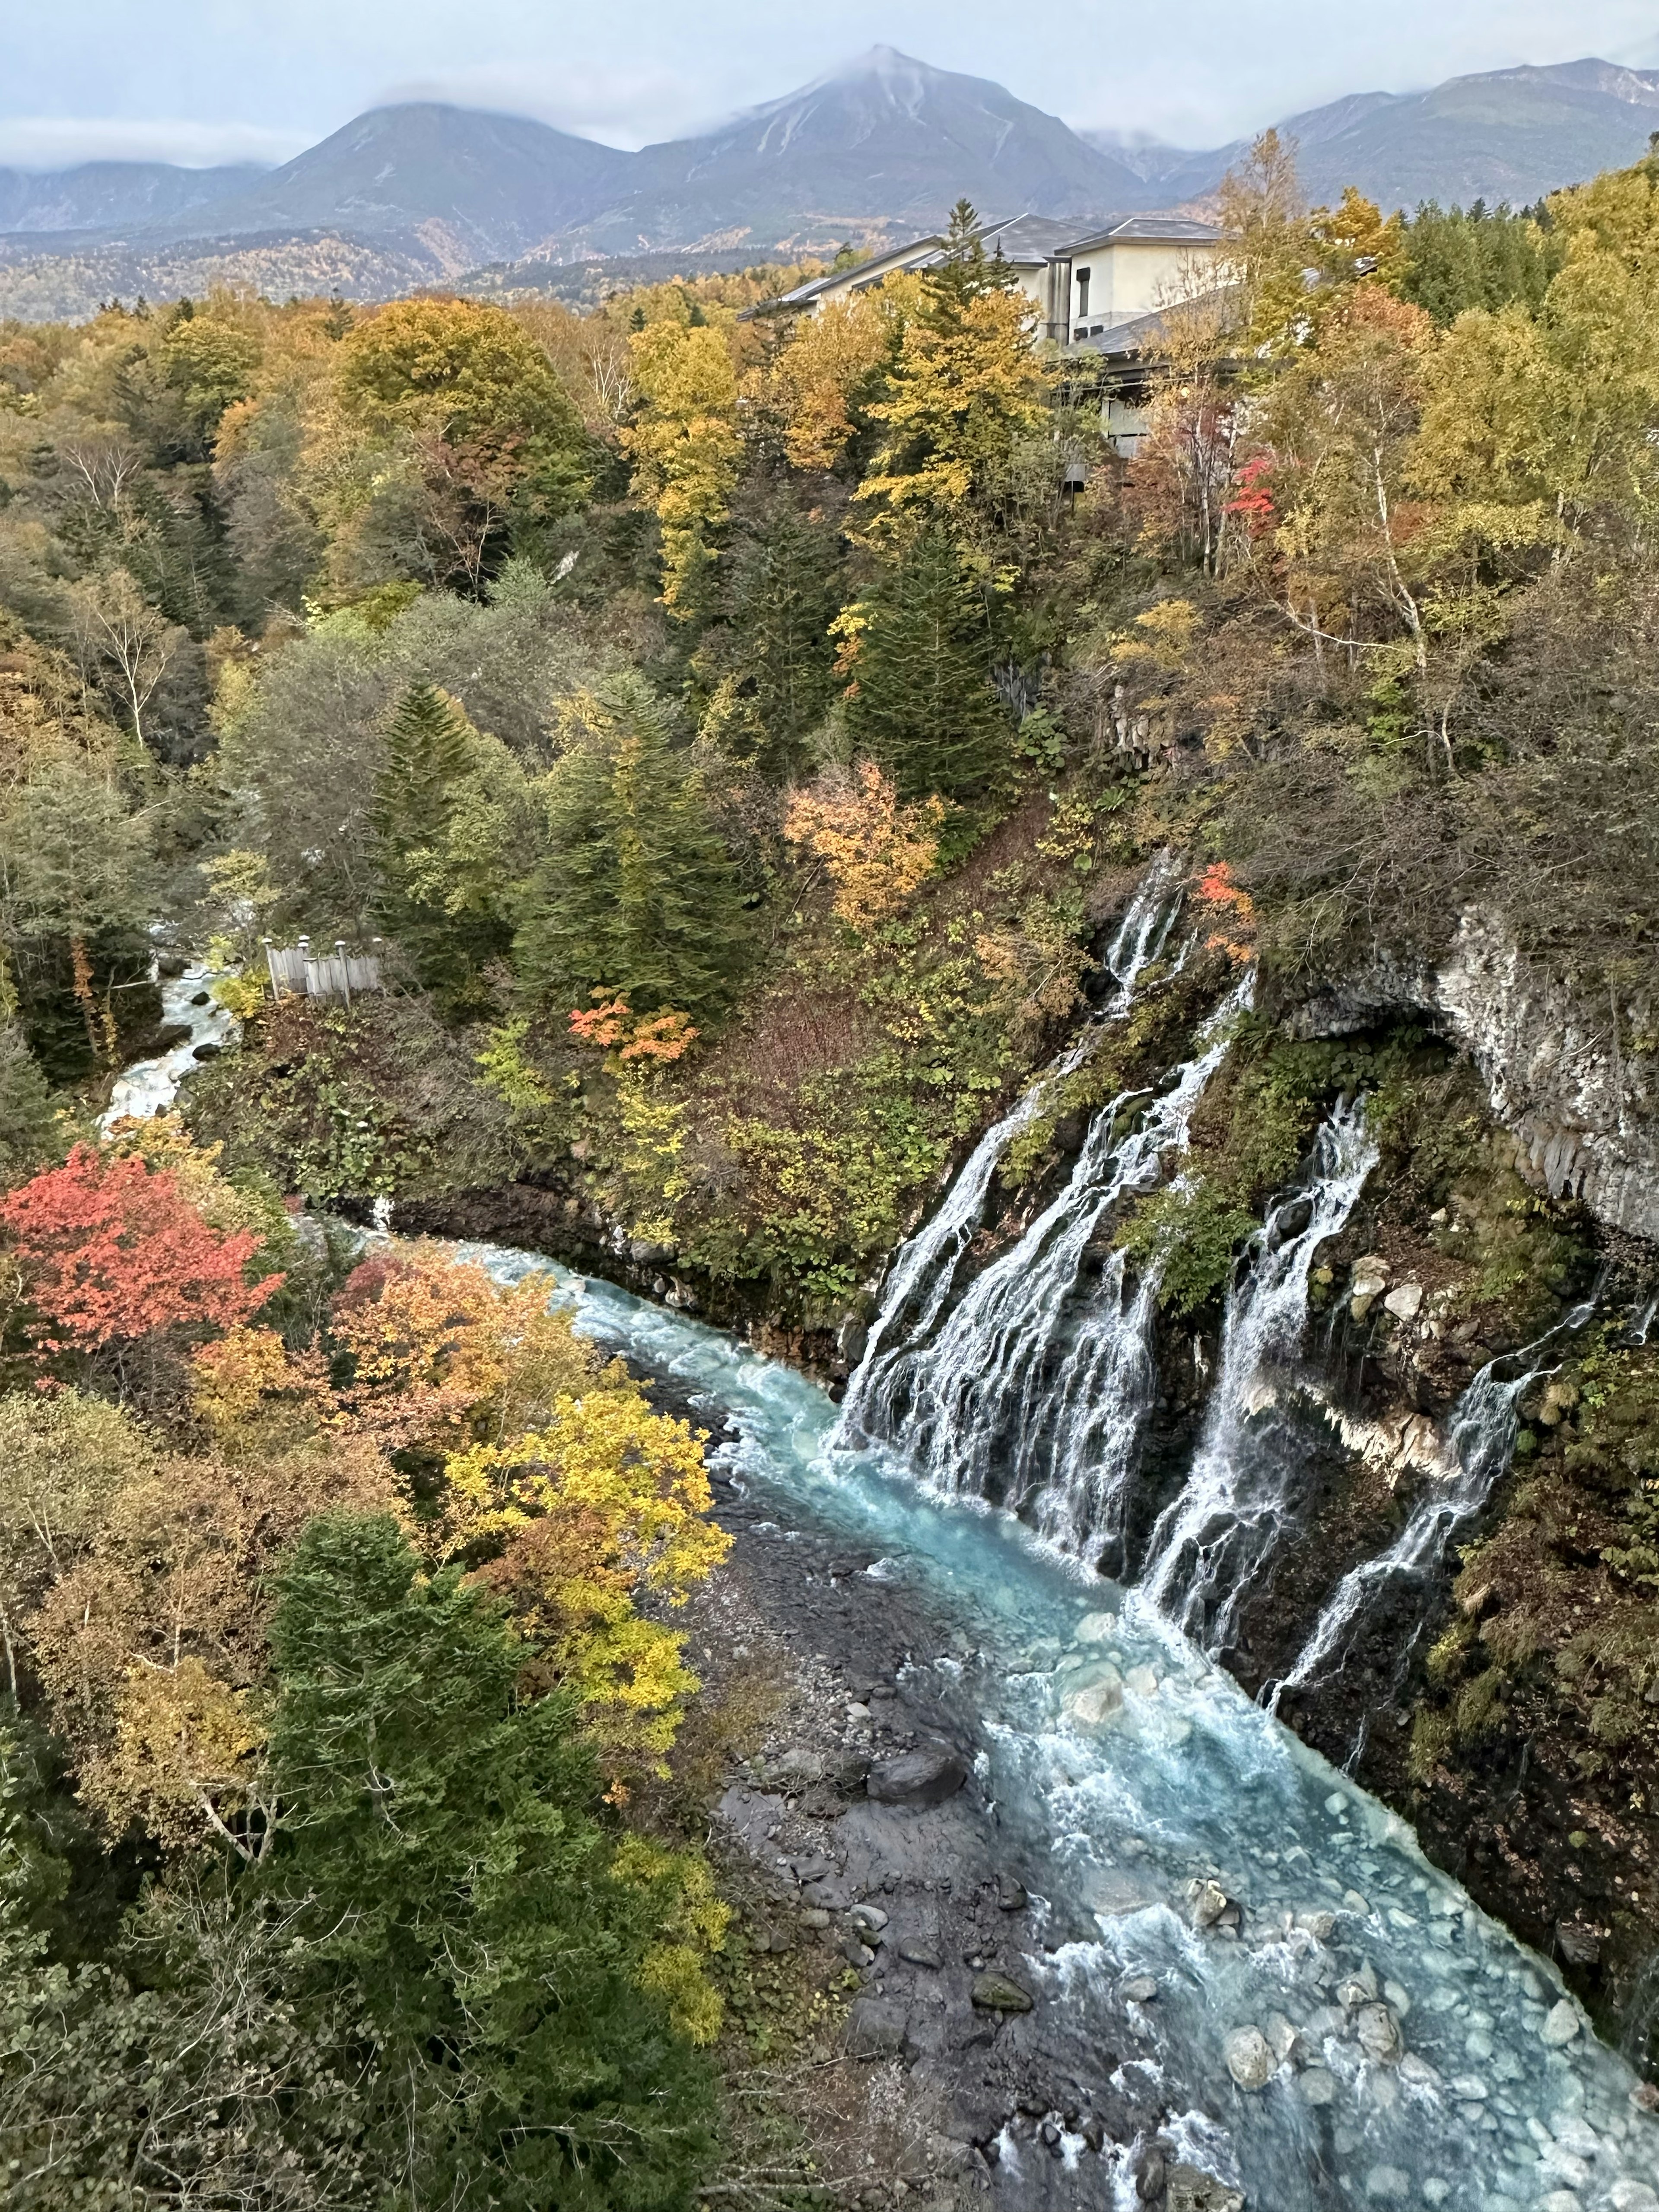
[465,1244,1659,2212]
[115,970,1659,2212]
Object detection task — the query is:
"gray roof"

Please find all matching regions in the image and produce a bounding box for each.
[759,208,1223,318]
[766,210,1109,311]
[1062,213,1222,255]
[1068,287,1239,359]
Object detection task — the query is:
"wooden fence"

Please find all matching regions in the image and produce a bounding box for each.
[262,937,384,1005]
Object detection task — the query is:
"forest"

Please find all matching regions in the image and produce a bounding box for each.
[0,120,1658,2207]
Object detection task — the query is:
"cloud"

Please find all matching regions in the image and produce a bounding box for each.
[375,61,753,148]
[0,116,304,170]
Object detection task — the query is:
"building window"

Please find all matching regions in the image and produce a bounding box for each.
[1075,266,1091,320]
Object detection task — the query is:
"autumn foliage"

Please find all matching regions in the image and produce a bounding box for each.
[0,1142,278,1362]
[783,760,944,931]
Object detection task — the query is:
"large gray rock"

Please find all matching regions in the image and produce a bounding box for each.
[1289,910,1659,1243]
[866,1743,969,1807]
[1223,2024,1277,2090]
[970,1970,1034,2015]
[845,1996,909,2059]
[1167,2164,1246,2212]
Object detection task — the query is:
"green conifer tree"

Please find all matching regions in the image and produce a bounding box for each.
[716,500,842,776]
[372,682,508,1005]
[265,1512,717,2211]
[514,676,752,1024]
[844,526,1009,799]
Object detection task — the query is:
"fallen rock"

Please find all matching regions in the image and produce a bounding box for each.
[1354,2002,1403,2064]
[1294,1908,1337,1943]
[1610,2184,1659,2212]
[1555,1921,1602,1968]
[1540,1998,1582,2047]
[1223,2024,1277,2090]
[1122,1975,1159,2003]
[1166,2167,1246,2212]
[866,1743,969,1808]
[1352,1255,1391,1297]
[970,1971,1034,2015]
[1074,1610,1118,1643]
[850,1902,889,1933]
[767,1747,825,1790]
[1188,1878,1231,1929]
[898,1940,942,1968]
[845,1996,909,2059]
[1062,1671,1124,1727]
[1298,2067,1338,2106]
[996,1874,1029,1912]
[1383,1282,1424,1323]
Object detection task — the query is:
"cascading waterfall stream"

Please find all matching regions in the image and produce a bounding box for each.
[100,959,238,1130]
[839,974,1251,1563]
[1140,1100,1380,1648]
[848,853,1184,1395]
[454,1240,1659,2212]
[1275,1295,1599,1701]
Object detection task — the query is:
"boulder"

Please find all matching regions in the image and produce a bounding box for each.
[1122,1975,1159,2003]
[1540,1998,1582,2047]
[996,1874,1029,1912]
[1166,2168,1246,2212]
[866,1743,969,1807]
[1188,1878,1231,1929]
[1383,1282,1424,1322]
[1354,2002,1402,2064]
[1062,1672,1124,1727]
[1074,1610,1118,1643]
[1223,2024,1277,2090]
[970,1971,1034,2015]
[845,1997,909,2059]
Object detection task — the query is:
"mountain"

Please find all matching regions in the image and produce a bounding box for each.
[1284,58,1659,210]
[0,161,267,234]
[5,47,1659,321]
[1087,58,1659,213]
[529,48,1154,259]
[190,103,633,265]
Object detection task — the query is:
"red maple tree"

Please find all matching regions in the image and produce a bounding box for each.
[0,1144,279,1358]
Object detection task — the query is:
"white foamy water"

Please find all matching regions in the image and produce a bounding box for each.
[100,961,239,1131]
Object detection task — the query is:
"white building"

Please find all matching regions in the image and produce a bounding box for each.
[763,210,1227,455]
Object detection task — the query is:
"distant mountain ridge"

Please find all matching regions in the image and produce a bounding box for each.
[1085,57,1659,212]
[3,47,1659,319]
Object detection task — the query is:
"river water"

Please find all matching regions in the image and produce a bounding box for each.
[459,1242,1658,2212]
[115,972,1659,2210]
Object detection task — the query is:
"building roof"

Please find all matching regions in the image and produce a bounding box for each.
[1062,213,1223,256]
[763,211,1107,313]
[1067,287,1240,361]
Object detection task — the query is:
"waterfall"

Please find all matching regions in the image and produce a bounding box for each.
[100,959,239,1131]
[1274,1293,1597,1698]
[839,973,1251,1562]
[1139,1098,1378,1647]
[844,853,1183,1398]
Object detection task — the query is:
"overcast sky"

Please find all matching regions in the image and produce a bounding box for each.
[5,0,1659,169]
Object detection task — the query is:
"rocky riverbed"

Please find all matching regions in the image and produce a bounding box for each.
[667,1392,1248,2212]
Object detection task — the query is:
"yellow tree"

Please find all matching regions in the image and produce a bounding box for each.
[621,321,742,615]
[434,1392,731,1775]
[763,272,923,472]
[857,281,1050,537]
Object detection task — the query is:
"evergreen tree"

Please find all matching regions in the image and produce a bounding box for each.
[844,526,1009,799]
[515,676,752,1023]
[1401,200,1563,325]
[372,682,509,1004]
[714,499,842,776]
[265,1513,717,2212]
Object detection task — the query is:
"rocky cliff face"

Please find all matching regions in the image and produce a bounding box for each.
[1290,909,1659,1243]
